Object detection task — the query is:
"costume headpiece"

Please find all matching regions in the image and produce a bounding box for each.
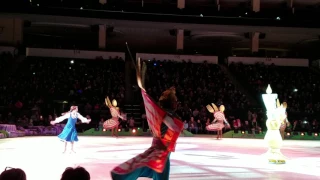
[206,103,225,113]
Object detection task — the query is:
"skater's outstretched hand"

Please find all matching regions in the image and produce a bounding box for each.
[50,121,56,125]
[86,119,91,124]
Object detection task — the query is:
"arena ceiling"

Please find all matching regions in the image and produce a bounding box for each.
[187,0,320,7]
[1,12,320,56]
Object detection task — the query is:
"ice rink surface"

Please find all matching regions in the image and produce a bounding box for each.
[0,136,320,180]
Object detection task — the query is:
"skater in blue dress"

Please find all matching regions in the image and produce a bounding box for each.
[50,106,91,153]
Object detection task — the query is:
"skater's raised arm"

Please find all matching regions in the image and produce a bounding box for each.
[51,113,70,125]
[77,113,91,124]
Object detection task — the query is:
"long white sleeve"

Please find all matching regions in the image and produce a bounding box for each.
[163,115,180,133]
[54,113,70,123]
[77,113,90,123]
[118,114,124,120]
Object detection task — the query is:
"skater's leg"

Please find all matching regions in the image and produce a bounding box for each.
[280,129,285,140]
[71,141,75,153]
[63,142,67,153]
[115,125,119,137]
[217,130,221,139]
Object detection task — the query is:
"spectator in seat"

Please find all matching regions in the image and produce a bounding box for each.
[0,167,27,180]
[183,120,188,130]
[99,118,104,131]
[192,108,199,118]
[128,117,135,130]
[312,119,318,132]
[188,117,198,134]
[233,120,239,130]
[242,121,251,131]
[196,119,203,133]
[61,166,90,180]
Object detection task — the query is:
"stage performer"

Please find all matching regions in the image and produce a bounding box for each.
[262,85,287,164]
[50,106,91,153]
[111,58,184,180]
[206,103,230,139]
[103,97,125,137]
[279,102,290,140]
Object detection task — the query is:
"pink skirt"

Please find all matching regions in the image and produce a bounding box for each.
[206,123,224,131]
[103,118,119,129]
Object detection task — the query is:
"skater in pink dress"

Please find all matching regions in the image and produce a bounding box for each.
[103,97,125,137]
[206,103,230,139]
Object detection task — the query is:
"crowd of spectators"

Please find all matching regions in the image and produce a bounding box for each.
[0,57,125,127]
[0,56,319,134]
[228,62,320,132]
[143,60,251,133]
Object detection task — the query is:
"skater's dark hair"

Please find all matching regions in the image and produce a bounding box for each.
[61,166,90,180]
[0,167,26,180]
[159,87,178,111]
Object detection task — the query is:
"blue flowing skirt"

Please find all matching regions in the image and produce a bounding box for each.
[58,127,78,142]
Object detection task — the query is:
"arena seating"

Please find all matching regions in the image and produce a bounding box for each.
[143,60,251,133]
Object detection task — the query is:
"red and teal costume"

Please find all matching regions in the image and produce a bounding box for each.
[111,89,184,180]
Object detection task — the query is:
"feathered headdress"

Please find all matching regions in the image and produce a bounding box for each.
[206,103,225,113]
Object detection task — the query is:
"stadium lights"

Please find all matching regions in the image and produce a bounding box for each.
[132,129,136,133]
[241,131,245,134]
[300,132,305,136]
[315,133,318,137]
[118,129,121,132]
[286,132,291,136]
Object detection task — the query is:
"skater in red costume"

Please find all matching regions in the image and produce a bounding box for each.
[111,58,184,180]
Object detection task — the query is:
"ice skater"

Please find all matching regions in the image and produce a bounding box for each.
[280,102,290,140]
[206,103,230,139]
[50,106,91,153]
[103,97,125,137]
[110,58,184,180]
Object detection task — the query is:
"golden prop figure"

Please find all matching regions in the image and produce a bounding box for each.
[262,85,287,164]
